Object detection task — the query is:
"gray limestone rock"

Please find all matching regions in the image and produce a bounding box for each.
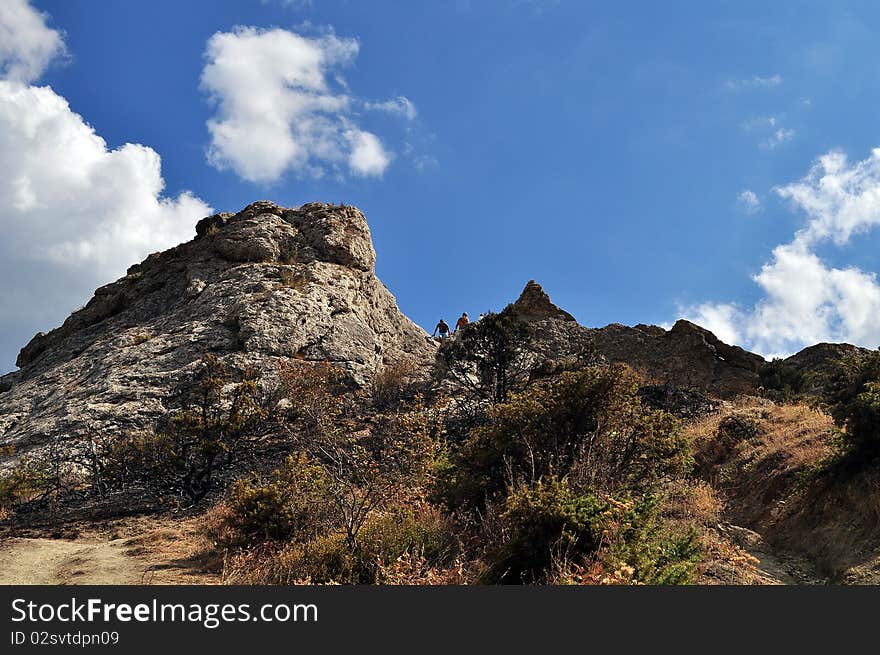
[0,201,435,461]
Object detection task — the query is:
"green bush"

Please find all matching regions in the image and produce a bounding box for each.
[759,358,804,402]
[359,506,457,572]
[222,453,337,547]
[481,478,609,584]
[823,350,880,461]
[438,365,690,509]
[605,494,701,585]
[481,479,700,585]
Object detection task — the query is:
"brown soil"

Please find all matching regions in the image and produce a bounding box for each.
[0,515,221,585]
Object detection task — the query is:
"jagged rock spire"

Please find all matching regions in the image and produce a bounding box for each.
[510,280,576,323]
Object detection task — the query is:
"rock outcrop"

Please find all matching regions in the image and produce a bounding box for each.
[508,281,764,397]
[0,201,435,458]
[783,342,866,376]
[589,319,765,397]
[781,342,868,394]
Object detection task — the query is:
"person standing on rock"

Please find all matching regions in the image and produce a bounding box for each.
[433,319,451,340]
[455,312,470,334]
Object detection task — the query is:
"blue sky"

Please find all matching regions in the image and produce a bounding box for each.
[3,1,880,372]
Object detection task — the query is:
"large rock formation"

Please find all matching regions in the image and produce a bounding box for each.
[508,281,765,397]
[0,201,435,458]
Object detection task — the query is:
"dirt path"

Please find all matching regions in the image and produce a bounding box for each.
[0,537,149,585]
[718,523,824,585]
[0,515,220,585]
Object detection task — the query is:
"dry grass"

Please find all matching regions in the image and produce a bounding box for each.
[661,479,724,527]
[118,517,222,584]
[370,358,422,409]
[687,397,835,507]
[684,396,880,582]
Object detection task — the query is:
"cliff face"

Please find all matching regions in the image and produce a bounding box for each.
[0,201,435,457]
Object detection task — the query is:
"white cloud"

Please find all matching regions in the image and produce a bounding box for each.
[738,189,761,214]
[741,116,777,131]
[760,127,795,150]
[348,129,392,176]
[683,302,742,346]
[776,149,880,245]
[364,95,417,120]
[682,148,880,356]
[201,26,404,183]
[0,0,65,83]
[741,116,794,150]
[724,73,783,90]
[0,1,212,371]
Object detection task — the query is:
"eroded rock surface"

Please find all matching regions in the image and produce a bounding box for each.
[0,201,435,458]
[508,281,764,397]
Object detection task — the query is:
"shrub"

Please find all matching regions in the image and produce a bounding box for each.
[370,358,422,410]
[480,478,609,583]
[96,356,269,502]
[480,478,700,585]
[223,534,359,584]
[438,365,690,509]
[717,414,759,444]
[823,350,880,461]
[278,367,438,548]
[220,453,337,547]
[759,358,805,402]
[0,443,90,513]
[0,467,46,512]
[274,361,352,441]
[604,493,701,585]
[222,505,456,585]
[359,505,458,573]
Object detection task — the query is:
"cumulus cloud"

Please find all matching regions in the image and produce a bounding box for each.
[348,129,392,176]
[0,0,65,83]
[0,1,212,371]
[682,149,880,356]
[777,149,880,245]
[724,73,783,90]
[738,189,761,214]
[201,26,404,183]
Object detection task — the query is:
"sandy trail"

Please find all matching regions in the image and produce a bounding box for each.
[0,537,149,585]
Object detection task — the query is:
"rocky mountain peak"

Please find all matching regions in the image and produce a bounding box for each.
[192,201,376,272]
[510,280,576,323]
[0,201,434,458]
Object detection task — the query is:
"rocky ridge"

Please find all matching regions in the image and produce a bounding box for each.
[0,202,865,461]
[508,280,764,397]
